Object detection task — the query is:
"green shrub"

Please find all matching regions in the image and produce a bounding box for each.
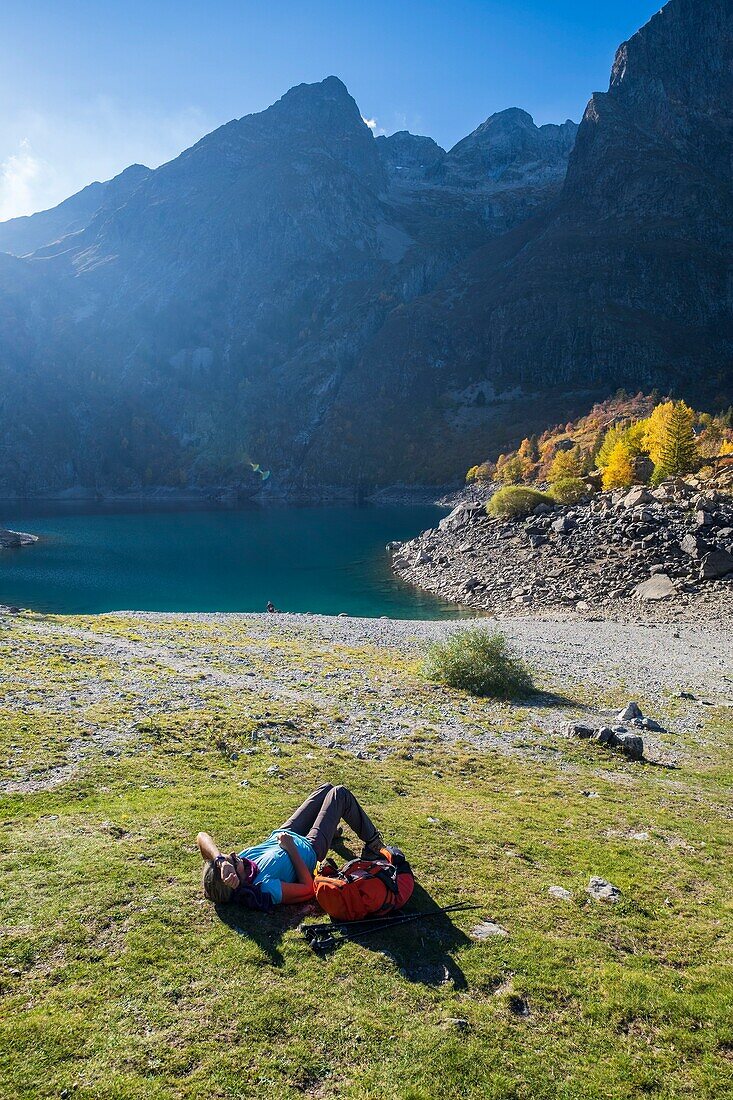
[487,486,553,519]
[421,629,534,699]
[551,477,588,505]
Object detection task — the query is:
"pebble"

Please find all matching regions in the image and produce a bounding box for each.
[548,885,572,901]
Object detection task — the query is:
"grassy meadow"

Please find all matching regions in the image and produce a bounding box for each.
[0,612,731,1099]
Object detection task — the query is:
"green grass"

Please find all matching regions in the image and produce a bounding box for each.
[0,613,732,1099]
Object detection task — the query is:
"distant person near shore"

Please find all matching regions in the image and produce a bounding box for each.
[266,600,278,613]
[197,783,383,909]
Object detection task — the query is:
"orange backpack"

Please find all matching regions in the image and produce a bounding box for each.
[313,846,414,922]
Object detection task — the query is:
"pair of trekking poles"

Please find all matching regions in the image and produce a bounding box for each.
[301,902,481,952]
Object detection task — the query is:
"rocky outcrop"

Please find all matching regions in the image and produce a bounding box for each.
[0,528,38,549]
[390,474,733,619]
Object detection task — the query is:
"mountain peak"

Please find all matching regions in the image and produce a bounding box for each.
[274,74,356,114]
[473,107,536,135]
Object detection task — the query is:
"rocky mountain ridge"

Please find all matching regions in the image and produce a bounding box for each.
[315,0,733,487]
[0,164,150,257]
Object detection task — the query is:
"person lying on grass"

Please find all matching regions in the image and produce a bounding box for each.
[197,782,383,910]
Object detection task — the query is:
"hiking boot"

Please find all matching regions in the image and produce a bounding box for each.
[360,832,385,860]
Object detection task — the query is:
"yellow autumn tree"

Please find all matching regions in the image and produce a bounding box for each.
[602,441,635,489]
[643,401,676,465]
[651,401,700,483]
[549,444,587,483]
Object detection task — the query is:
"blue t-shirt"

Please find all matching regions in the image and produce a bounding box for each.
[239,829,317,905]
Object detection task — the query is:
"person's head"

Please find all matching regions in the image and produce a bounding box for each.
[202,853,256,905]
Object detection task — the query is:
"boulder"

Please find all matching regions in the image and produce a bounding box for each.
[679,534,711,558]
[617,701,642,722]
[633,574,676,601]
[616,733,644,760]
[622,486,653,509]
[699,549,733,580]
[593,727,618,747]
[587,877,622,903]
[631,716,665,732]
[566,722,595,739]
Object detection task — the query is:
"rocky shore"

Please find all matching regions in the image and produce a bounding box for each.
[0,527,38,550]
[390,474,733,624]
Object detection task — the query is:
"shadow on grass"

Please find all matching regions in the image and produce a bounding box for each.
[215,899,319,967]
[337,879,471,990]
[216,844,471,987]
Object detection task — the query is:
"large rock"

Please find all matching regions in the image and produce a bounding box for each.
[680,534,711,558]
[616,733,644,761]
[634,574,676,601]
[699,549,733,580]
[623,487,653,509]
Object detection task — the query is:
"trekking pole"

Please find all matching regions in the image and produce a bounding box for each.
[305,903,482,952]
[303,901,481,938]
[302,902,480,942]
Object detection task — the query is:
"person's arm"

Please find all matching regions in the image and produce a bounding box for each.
[197,832,221,861]
[277,832,315,902]
[280,882,315,903]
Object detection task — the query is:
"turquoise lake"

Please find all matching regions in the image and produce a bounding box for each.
[0,506,460,618]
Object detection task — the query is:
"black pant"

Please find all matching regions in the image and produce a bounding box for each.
[280,783,380,862]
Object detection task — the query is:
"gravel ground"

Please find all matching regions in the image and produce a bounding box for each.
[168,611,732,703]
[2,610,730,795]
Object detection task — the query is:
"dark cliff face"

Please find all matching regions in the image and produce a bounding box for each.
[305,0,733,486]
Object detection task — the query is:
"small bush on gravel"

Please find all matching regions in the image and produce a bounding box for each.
[487,486,553,519]
[421,629,534,698]
[551,476,589,505]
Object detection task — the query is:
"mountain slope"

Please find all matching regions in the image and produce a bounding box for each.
[0,78,576,495]
[307,0,733,486]
[0,164,150,256]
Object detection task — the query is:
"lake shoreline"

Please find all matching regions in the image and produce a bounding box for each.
[0,480,465,510]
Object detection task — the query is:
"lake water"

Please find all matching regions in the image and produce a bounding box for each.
[0,505,461,618]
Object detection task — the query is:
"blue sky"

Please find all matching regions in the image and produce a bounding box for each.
[1,0,662,219]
